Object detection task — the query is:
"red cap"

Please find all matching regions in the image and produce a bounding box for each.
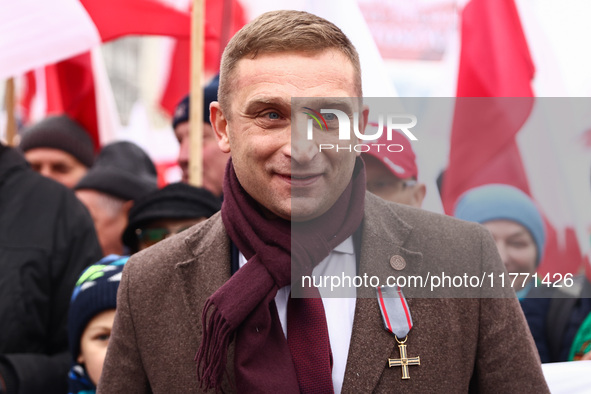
[362,126,418,179]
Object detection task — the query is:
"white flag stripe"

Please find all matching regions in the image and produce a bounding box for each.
[0,0,100,80]
[30,68,47,123]
[91,48,121,146]
[305,0,398,98]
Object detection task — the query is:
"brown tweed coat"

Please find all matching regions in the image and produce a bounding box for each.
[98,193,549,393]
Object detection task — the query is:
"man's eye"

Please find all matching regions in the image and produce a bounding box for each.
[53,164,71,174]
[323,113,336,121]
[368,181,387,190]
[508,241,529,249]
[254,110,288,129]
[95,333,111,341]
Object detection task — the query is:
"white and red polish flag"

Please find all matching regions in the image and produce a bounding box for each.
[442,0,585,277]
[0,0,199,80]
[0,0,100,81]
[10,0,218,149]
[19,48,121,150]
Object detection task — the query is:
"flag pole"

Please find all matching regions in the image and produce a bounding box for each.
[4,78,17,146]
[188,0,204,187]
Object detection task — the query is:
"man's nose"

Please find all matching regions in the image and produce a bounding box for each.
[178,138,190,165]
[495,241,509,265]
[290,134,319,164]
[39,164,52,178]
[289,116,319,164]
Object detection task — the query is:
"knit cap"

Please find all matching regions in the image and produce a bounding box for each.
[172,74,219,129]
[454,184,546,265]
[74,141,157,201]
[68,255,129,362]
[19,115,95,167]
[122,182,221,250]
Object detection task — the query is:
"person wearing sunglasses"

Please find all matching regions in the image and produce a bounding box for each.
[122,182,221,253]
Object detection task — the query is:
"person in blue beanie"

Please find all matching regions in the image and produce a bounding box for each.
[454,184,546,299]
[67,255,128,394]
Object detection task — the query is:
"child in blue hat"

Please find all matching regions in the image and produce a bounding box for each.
[67,255,128,393]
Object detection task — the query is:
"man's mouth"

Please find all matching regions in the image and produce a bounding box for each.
[291,174,317,180]
[278,173,322,186]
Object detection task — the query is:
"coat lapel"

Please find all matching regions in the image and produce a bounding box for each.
[174,213,232,335]
[342,194,423,392]
[173,213,237,391]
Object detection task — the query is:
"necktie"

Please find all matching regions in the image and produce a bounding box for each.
[287,289,334,394]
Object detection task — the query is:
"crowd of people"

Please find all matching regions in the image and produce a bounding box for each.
[0,9,589,394]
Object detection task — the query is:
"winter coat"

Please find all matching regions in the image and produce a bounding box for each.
[0,145,102,394]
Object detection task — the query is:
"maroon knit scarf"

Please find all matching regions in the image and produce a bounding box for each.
[195,157,366,392]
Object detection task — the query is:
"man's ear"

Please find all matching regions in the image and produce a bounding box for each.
[122,200,134,216]
[411,183,426,208]
[210,102,231,153]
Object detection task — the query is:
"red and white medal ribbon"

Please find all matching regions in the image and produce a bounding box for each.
[376,285,413,339]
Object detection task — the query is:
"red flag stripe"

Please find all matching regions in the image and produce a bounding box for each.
[442,0,535,214]
[79,0,216,42]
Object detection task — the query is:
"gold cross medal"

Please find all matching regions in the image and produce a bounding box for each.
[376,286,420,380]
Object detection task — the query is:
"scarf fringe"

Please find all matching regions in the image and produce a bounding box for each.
[195,299,233,391]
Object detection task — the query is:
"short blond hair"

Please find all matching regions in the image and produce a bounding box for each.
[218,10,362,112]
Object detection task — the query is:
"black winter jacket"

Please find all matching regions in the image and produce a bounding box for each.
[0,145,102,393]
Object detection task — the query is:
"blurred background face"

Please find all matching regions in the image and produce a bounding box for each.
[174,122,190,183]
[483,219,537,285]
[25,147,88,188]
[174,121,229,196]
[364,155,424,207]
[77,309,116,386]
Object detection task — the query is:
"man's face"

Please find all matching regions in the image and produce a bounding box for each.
[174,122,229,196]
[25,147,88,188]
[364,155,425,208]
[211,50,366,221]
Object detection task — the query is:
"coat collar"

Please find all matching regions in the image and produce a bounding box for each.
[174,211,231,335]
